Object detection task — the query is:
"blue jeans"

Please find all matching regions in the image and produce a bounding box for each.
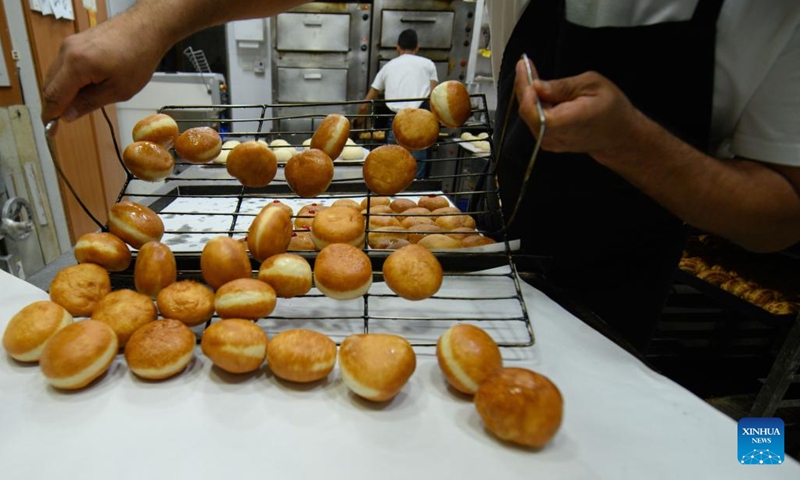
[386,120,429,179]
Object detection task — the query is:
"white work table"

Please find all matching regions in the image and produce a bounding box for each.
[0,267,797,480]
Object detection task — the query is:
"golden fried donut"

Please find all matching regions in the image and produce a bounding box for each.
[49,263,111,317]
[763,300,800,316]
[285,149,334,197]
[201,319,268,374]
[257,253,313,298]
[174,126,222,164]
[392,108,439,151]
[313,243,372,300]
[696,268,730,286]
[288,231,316,251]
[156,280,216,326]
[74,232,132,272]
[134,241,177,298]
[435,211,477,231]
[398,206,433,221]
[311,114,351,160]
[390,198,417,213]
[124,319,196,380]
[39,320,118,390]
[226,140,278,188]
[418,195,451,211]
[294,205,324,230]
[743,288,777,306]
[461,235,496,248]
[401,215,436,229]
[92,289,157,346]
[2,301,73,362]
[339,333,416,402]
[678,256,708,275]
[436,324,502,394]
[368,226,408,249]
[214,278,277,320]
[417,233,461,250]
[310,206,366,249]
[267,329,336,383]
[407,223,443,244]
[359,196,391,209]
[474,368,564,448]
[429,80,472,128]
[200,236,253,290]
[446,226,478,241]
[122,141,174,181]
[247,205,293,262]
[108,200,164,250]
[363,145,417,195]
[383,244,443,300]
[368,214,402,229]
[132,113,179,149]
[331,198,362,211]
[265,199,294,218]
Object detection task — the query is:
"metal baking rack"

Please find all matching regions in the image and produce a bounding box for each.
[104,94,535,348]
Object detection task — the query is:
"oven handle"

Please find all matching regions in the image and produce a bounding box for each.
[303,73,323,80]
[303,19,324,27]
[400,17,437,23]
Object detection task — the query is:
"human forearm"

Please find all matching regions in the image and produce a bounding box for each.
[514,59,800,252]
[594,112,800,252]
[42,0,308,122]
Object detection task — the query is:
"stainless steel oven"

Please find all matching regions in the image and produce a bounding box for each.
[269,1,477,140]
[371,0,477,84]
[270,2,372,139]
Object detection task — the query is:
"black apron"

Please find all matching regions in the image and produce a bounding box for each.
[494,0,724,350]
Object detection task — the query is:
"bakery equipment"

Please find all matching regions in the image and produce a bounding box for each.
[46,94,535,348]
[371,0,477,83]
[270,2,371,140]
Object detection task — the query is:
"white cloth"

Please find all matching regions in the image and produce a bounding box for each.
[487,0,800,166]
[1,268,799,479]
[370,53,438,112]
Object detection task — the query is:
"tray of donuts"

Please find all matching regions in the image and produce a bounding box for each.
[678,234,800,320]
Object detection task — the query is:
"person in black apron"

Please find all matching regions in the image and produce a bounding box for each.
[494,0,724,351]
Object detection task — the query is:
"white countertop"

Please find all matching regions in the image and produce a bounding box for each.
[0,268,797,480]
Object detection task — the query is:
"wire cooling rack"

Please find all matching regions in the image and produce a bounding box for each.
[95,95,534,347]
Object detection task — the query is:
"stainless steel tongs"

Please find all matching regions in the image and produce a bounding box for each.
[496,53,546,229]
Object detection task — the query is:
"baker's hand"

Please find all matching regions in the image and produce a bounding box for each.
[514,58,641,158]
[41,12,168,124]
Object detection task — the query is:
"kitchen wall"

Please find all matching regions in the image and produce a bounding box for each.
[225,19,273,133]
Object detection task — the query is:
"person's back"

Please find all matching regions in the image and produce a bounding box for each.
[375,54,437,111]
[369,29,437,112]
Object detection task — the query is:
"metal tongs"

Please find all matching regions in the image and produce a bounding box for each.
[499,53,546,228]
[43,116,106,229]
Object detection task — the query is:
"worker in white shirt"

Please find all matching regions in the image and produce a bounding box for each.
[356,29,438,178]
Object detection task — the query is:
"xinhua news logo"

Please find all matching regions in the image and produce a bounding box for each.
[738,417,784,465]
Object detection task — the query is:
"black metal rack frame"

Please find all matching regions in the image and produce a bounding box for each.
[99,94,536,348]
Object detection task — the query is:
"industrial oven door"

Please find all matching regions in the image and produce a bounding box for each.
[276,12,351,52]
[380,10,454,49]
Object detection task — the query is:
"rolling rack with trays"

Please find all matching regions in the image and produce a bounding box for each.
[85,94,536,349]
